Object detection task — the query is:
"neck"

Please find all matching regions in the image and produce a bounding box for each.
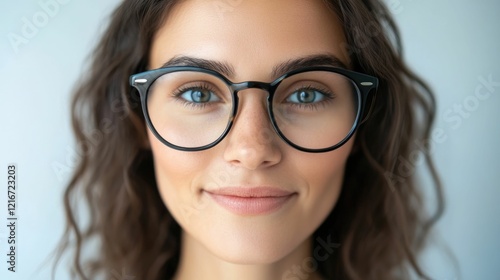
[172,230,323,280]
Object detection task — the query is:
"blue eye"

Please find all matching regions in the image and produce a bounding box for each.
[179,88,221,103]
[287,88,326,104]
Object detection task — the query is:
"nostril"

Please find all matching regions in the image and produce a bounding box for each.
[225,144,282,170]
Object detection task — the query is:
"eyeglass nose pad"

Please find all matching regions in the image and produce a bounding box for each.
[360,90,377,125]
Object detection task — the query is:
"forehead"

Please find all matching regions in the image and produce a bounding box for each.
[149,0,349,79]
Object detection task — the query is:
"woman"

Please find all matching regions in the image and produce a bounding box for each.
[55,0,444,279]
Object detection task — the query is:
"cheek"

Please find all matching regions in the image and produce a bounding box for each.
[148,130,212,226]
[291,140,354,225]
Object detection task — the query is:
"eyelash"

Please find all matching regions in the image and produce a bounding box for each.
[172,83,221,109]
[171,83,335,111]
[285,85,336,110]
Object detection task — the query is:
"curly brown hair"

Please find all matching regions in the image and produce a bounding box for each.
[53,0,444,279]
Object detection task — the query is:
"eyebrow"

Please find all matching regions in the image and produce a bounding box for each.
[160,53,349,79]
[272,54,349,77]
[161,56,235,77]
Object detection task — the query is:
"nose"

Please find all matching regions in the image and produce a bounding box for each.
[222,89,282,170]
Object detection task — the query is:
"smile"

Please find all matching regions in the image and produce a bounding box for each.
[204,186,297,216]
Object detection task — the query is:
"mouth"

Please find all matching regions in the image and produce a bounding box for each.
[203,186,297,216]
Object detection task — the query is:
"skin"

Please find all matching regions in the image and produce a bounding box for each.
[147,0,353,279]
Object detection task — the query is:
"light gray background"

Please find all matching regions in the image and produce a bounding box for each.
[0,0,499,279]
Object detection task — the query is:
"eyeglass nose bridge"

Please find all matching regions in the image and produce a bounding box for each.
[225,80,279,139]
[231,81,274,94]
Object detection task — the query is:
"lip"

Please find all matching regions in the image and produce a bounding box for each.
[204,187,296,216]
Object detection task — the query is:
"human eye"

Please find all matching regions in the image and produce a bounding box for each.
[285,86,334,110]
[173,83,222,108]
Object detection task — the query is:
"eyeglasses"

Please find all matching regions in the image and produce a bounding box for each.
[130,66,378,153]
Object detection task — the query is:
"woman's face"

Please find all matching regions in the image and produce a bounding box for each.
[148,0,352,264]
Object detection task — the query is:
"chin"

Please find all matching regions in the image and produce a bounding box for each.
[200,223,308,265]
[212,246,292,265]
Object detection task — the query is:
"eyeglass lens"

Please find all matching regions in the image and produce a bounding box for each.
[146,70,360,149]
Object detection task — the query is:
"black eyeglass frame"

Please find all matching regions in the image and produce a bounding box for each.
[130,66,378,153]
